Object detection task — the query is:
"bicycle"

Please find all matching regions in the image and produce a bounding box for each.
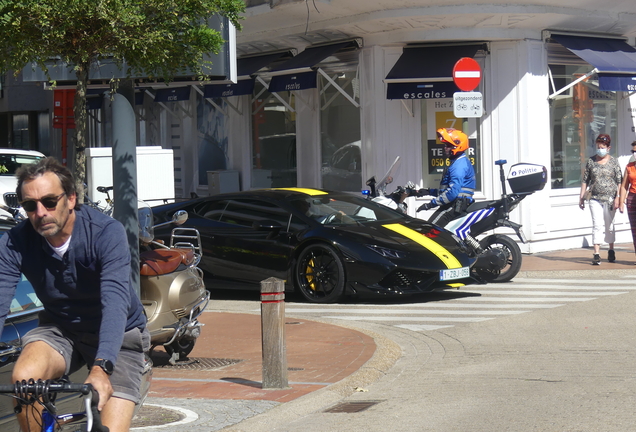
[83,185,114,217]
[0,378,108,432]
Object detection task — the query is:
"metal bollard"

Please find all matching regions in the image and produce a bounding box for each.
[260,277,289,389]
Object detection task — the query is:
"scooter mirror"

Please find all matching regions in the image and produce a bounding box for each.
[172,210,188,226]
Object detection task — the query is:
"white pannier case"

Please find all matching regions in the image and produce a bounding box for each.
[507,163,547,194]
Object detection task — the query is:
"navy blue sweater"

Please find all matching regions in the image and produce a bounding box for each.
[0,205,146,365]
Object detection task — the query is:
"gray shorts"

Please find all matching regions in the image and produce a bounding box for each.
[22,323,150,404]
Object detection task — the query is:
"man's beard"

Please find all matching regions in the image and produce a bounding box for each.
[34,216,63,237]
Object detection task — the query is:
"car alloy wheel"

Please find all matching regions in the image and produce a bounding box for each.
[296,244,345,303]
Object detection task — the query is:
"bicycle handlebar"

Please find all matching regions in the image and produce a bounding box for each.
[0,380,109,432]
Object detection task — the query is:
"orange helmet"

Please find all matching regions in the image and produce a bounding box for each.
[437,128,469,156]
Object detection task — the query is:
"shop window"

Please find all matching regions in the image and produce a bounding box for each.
[196,91,228,186]
[420,100,482,192]
[548,64,617,189]
[251,80,296,189]
[320,69,361,191]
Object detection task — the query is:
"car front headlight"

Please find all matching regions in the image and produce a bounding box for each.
[366,244,407,259]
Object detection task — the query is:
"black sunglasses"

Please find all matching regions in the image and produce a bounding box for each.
[20,192,66,212]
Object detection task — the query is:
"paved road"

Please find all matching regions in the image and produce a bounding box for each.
[224,275,636,432]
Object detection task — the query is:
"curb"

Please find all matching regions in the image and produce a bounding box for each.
[220,324,402,432]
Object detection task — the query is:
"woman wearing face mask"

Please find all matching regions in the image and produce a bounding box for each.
[579,134,623,265]
[618,140,636,263]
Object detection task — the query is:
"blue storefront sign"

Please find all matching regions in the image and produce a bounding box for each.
[204,79,255,98]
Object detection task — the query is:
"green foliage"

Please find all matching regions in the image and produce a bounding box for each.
[0,0,244,193]
[0,0,245,81]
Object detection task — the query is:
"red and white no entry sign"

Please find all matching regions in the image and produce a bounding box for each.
[453,57,482,92]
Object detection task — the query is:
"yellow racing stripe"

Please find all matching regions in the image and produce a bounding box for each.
[383,223,462,269]
[272,188,328,196]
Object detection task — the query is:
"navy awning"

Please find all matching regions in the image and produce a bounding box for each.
[204,79,255,98]
[204,51,291,98]
[85,89,144,108]
[238,51,290,78]
[154,86,191,102]
[268,41,358,93]
[385,45,483,99]
[551,34,636,92]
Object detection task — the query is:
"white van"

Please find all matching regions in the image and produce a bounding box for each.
[0,149,45,220]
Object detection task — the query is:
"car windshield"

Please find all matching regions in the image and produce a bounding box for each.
[291,194,404,225]
[0,154,43,176]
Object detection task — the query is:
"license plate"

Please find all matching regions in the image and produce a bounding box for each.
[440,266,470,281]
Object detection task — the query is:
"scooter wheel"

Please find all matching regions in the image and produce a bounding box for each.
[477,234,522,283]
[167,338,196,361]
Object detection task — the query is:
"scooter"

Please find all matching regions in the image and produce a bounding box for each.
[138,202,210,365]
[365,159,547,283]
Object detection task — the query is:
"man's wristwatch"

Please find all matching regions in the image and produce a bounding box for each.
[93,359,114,375]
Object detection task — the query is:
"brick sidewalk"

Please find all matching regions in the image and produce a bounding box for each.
[148,312,376,402]
[520,243,635,272]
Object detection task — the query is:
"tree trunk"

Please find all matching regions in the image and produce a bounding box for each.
[73,62,88,203]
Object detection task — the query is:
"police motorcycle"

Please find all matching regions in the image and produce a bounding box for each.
[137,201,209,365]
[364,156,412,212]
[364,158,547,283]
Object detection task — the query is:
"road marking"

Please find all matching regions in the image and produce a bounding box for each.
[288,308,526,315]
[512,278,636,284]
[286,303,562,309]
[454,296,597,302]
[394,324,455,331]
[477,285,636,290]
[281,278,634,332]
[463,290,627,296]
[323,316,495,323]
[396,324,455,331]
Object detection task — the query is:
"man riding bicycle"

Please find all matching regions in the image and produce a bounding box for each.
[0,157,148,432]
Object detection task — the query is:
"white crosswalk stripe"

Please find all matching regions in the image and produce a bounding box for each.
[282,278,635,332]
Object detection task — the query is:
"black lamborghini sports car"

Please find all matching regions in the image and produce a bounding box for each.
[150,188,476,303]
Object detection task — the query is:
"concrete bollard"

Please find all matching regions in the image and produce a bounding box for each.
[260,277,289,389]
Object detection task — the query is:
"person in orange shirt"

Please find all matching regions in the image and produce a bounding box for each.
[618,140,636,263]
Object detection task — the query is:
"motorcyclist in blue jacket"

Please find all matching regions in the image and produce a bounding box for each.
[417,128,476,227]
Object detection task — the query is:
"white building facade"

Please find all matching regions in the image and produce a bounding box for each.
[192,0,636,253]
[76,2,636,253]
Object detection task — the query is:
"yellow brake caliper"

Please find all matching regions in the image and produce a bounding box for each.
[306,258,316,291]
